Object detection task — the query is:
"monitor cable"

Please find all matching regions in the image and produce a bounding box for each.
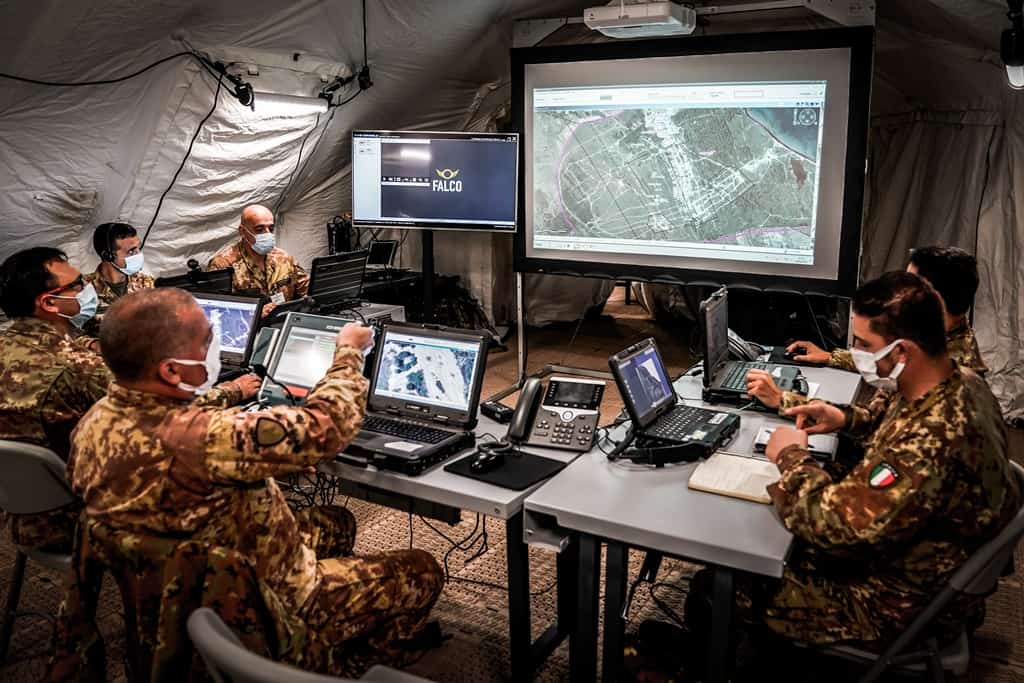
[248,363,298,406]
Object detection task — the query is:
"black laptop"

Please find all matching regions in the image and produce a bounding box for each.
[344,324,488,475]
[193,292,263,381]
[700,287,801,404]
[609,338,739,450]
[309,250,368,315]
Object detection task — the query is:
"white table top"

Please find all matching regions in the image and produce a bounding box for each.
[522,365,861,577]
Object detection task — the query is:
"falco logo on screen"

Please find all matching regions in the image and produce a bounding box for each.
[433,168,462,193]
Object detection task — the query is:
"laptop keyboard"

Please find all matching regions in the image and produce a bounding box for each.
[647,405,715,440]
[720,362,770,391]
[363,415,452,444]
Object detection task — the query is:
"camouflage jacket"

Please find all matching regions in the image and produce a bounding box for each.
[0,317,112,460]
[780,323,990,414]
[83,268,156,336]
[769,367,1021,638]
[68,347,367,615]
[83,267,156,309]
[0,318,111,547]
[207,241,309,301]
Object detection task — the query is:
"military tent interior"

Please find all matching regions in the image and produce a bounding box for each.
[1,0,1023,681]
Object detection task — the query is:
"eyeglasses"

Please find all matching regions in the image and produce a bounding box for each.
[40,276,85,298]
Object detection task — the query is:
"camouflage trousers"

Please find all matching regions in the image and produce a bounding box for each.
[290,505,445,677]
[685,547,975,651]
[294,505,357,558]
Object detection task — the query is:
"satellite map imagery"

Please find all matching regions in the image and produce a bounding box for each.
[377,340,477,409]
[200,305,253,353]
[534,104,822,253]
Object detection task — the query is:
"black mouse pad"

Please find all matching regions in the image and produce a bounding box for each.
[444,451,568,491]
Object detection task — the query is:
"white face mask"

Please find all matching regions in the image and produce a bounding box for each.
[246,229,275,255]
[116,252,145,276]
[850,338,905,392]
[169,330,221,396]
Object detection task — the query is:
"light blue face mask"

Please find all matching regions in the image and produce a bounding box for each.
[247,229,275,255]
[52,283,99,329]
[115,252,145,276]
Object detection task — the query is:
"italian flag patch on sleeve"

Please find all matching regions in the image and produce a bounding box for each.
[869,463,898,489]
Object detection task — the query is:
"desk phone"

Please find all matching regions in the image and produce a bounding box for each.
[508,376,605,452]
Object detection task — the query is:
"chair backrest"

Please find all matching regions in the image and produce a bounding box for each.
[953,461,1024,596]
[188,608,356,683]
[0,439,76,514]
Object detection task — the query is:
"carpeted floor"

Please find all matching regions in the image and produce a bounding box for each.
[1,287,1022,681]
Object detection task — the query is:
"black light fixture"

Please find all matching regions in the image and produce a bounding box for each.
[1002,0,1024,89]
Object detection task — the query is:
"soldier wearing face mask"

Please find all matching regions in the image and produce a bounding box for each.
[84,222,155,321]
[0,247,108,550]
[207,204,310,318]
[68,288,443,676]
[681,272,1019,666]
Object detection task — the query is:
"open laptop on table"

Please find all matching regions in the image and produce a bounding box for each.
[363,239,398,281]
[342,324,488,476]
[609,337,740,452]
[193,292,263,382]
[700,287,803,405]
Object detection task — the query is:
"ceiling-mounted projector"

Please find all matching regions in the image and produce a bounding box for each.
[584,1,697,39]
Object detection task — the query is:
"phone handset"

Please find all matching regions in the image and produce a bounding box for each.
[507,377,544,443]
[727,328,761,361]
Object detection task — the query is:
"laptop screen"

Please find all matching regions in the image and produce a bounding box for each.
[194,295,260,359]
[703,289,730,377]
[610,341,675,428]
[273,325,338,396]
[372,329,482,413]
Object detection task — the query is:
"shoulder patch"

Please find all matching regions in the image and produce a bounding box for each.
[255,417,287,447]
[869,463,899,489]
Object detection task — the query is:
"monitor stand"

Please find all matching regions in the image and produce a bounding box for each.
[422,229,435,323]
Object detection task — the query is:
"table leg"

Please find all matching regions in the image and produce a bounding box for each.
[601,541,628,683]
[570,534,601,683]
[707,565,735,683]
[506,511,531,682]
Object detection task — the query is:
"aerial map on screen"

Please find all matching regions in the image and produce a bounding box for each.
[532,81,826,265]
[374,333,480,412]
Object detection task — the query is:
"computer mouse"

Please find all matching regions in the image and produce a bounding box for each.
[785,345,807,361]
[470,449,505,473]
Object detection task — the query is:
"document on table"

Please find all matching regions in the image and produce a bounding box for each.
[688,452,780,504]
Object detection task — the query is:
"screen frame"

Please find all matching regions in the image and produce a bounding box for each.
[265,312,355,399]
[191,291,263,366]
[351,129,521,233]
[511,27,874,295]
[608,337,677,430]
[366,323,489,427]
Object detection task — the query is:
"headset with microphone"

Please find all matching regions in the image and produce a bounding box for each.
[604,423,712,467]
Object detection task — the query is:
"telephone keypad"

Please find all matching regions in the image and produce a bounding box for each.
[527,408,600,452]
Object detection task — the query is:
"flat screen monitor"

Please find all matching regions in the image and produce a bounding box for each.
[271,319,340,398]
[352,130,519,232]
[193,293,261,365]
[370,327,484,413]
[512,27,873,294]
[367,239,398,266]
[609,339,675,429]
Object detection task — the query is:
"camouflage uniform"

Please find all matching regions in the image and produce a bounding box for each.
[778,322,990,415]
[703,368,1020,646]
[68,346,443,676]
[0,317,111,549]
[207,240,309,301]
[83,267,156,334]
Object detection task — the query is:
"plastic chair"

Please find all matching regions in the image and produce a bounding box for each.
[187,608,433,683]
[0,440,76,663]
[822,461,1024,683]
